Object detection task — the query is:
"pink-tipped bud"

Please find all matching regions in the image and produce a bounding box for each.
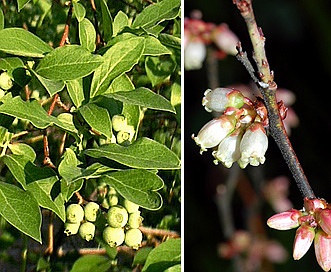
[293,224,315,260]
[238,122,268,168]
[212,129,243,168]
[267,209,302,230]
[316,209,331,236]
[192,115,236,153]
[315,229,331,271]
[304,197,327,213]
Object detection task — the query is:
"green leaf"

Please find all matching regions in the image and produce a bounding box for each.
[0,57,25,77]
[36,45,104,81]
[56,113,79,135]
[0,28,53,57]
[102,169,164,210]
[73,2,86,22]
[0,8,4,30]
[66,79,85,108]
[159,33,181,51]
[71,163,116,183]
[164,264,181,272]
[31,70,65,96]
[132,0,181,29]
[3,154,58,189]
[8,143,36,162]
[143,36,172,56]
[104,87,175,113]
[70,255,112,272]
[17,0,31,11]
[26,179,65,222]
[145,56,176,87]
[84,137,180,169]
[61,179,84,203]
[0,96,57,129]
[79,103,112,139]
[99,0,113,42]
[142,239,181,272]
[90,37,145,98]
[79,18,96,52]
[133,247,153,266]
[58,148,82,182]
[0,182,41,243]
[113,11,129,36]
[108,74,135,93]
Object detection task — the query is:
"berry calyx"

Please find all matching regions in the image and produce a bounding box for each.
[79,222,96,241]
[107,205,128,228]
[64,222,80,236]
[124,228,143,249]
[84,202,100,222]
[103,226,125,247]
[66,204,84,223]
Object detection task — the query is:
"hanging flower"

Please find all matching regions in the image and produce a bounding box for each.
[212,23,239,56]
[184,39,206,70]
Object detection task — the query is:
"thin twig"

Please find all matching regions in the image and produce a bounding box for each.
[234,0,315,199]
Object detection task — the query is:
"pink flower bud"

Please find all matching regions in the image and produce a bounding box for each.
[293,224,315,260]
[238,122,268,168]
[304,197,327,213]
[267,209,302,230]
[192,115,236,153]
[184,39,206,70]
[314,229,331,271]
[212,128,243,168]
[212,23,239,56]
[316,209,331,236]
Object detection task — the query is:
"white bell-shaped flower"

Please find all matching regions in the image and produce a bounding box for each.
[192,115,236,154]
[238,122,268,168]
[184,39,206,70]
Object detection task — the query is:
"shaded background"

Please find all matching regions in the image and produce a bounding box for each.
[184,0,331,271]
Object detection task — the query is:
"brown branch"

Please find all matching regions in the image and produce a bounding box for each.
[139,226,180,238]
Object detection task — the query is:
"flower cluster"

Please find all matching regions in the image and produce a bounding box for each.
[267,198,331,271]
[184,13,239,70]
[192,87,269,168]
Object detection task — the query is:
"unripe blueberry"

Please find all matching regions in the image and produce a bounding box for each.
[124,228,143,249]
[128,211,142,229]
[116,125,135,144]
[79,222,96,241]
[123,199,140,213]
[107,205,128,228]
[64,222,80,236]
[66,204,84,223]
[84,202,100,222]
[112,115,127,132]
[0,72,13,90]
[103,226,125,247]
[108,194,119,206]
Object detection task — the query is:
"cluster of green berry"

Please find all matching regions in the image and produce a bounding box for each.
[0,71,13,97]
[111,115,135,145]
[64,187,143,250]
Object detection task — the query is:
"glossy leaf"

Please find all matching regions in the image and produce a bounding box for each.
[113,11,129,36]
[70,255,112,272]
[66,79,85,108]
[99,0,113,42]
[143,36,172,56]
[17,0,31,11]
[0,28,53,57]
[84,137,180,169]
[36,45,103,81]
[0,182,41,243]
[79,103,112,139]
[79,18,96,52]
[90,37,145,97]
[73,2,86,22]
[8,143,36,162]
[142,239,181,272]
[104,87,175,113]
[131,0,180,29]
[102,169,164,210]
[31,70,65,96]
[145,56,176,86]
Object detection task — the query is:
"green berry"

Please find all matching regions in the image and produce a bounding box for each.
[116,125,135,144]
[111,115,127,132]
[123,199,140,213]
[124,228,143,249]
[66,204,84,223]
[103,226,125,247]
[79,222,95,241]
[108,194,119,206]
[84,202,100,222]
[64,222,80,236]
[128,212,142,229]
[0,72,13,90]
[107,205,128,228]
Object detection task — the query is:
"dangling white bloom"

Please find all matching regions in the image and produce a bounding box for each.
[212,23,239,56]
[212,129,243,168]
[184,39,206,70]
[192,115,236,154]
[238,122,268,168]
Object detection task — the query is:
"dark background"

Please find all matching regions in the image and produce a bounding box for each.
[184,0,331,271]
